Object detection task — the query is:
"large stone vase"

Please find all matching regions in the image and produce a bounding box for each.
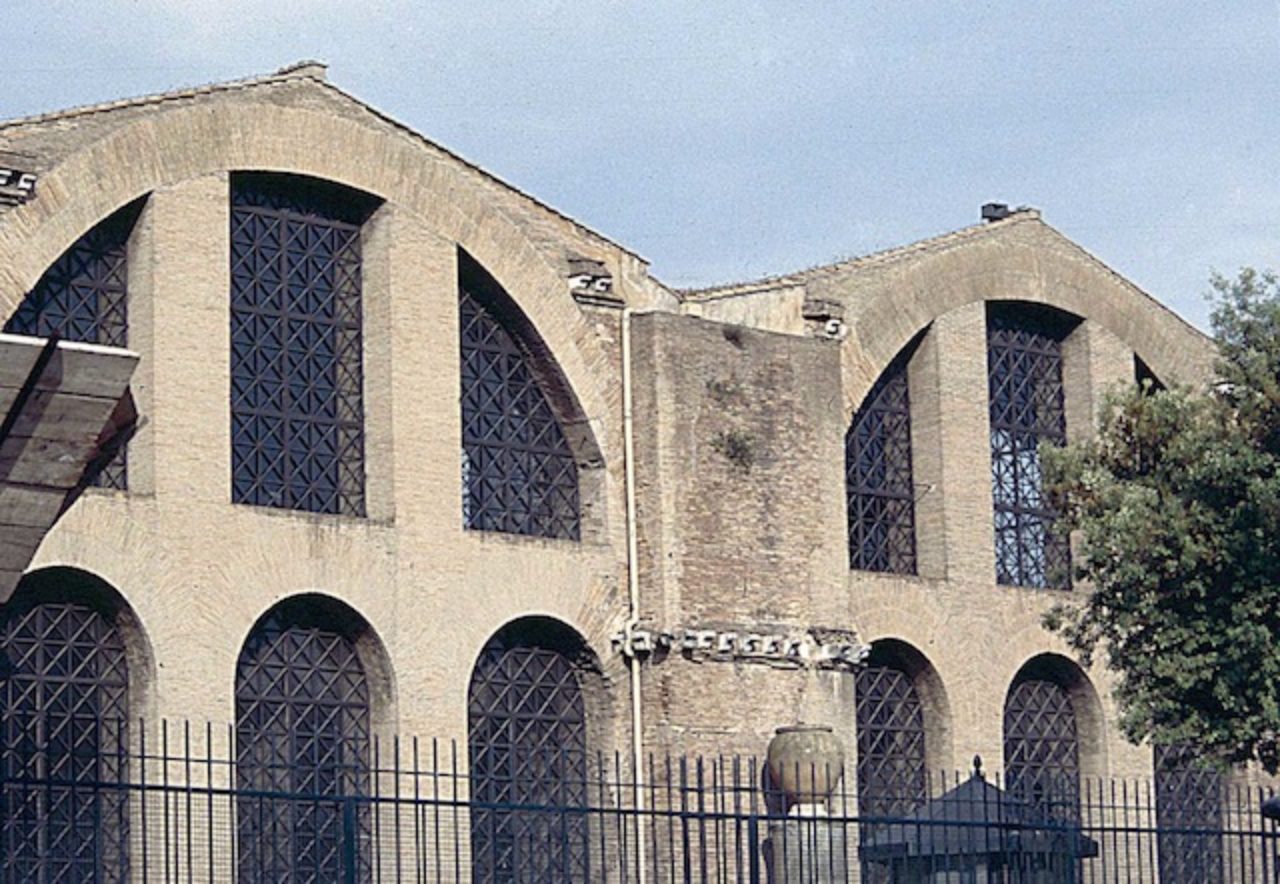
[766,724,845,815]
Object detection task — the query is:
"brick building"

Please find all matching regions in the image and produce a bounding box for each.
[0,63,1223,879]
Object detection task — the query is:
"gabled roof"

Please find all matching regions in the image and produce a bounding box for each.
[0,61,645,263]
[682,209,1207,346]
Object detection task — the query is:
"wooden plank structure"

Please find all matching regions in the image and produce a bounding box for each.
[0,332,138,601]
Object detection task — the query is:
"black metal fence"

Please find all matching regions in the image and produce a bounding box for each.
[1,720,1278,882]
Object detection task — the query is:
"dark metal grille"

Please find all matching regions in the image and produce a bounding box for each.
[230,175,366,516]
[235,606,371,883]
[1155,743,1224,883]
[846,357,916,573]
[459,287,580,539]
[5,208,135,490]
[1004,678,1080,824]
[0,598,129,883]
[468,630,589,883]
[988,307,1071,589]
[855,664,926,818]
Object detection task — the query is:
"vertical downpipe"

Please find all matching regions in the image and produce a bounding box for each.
[621,306,648,883]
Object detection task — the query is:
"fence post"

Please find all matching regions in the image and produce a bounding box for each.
[748,812,761,884]
[342,798,358,884]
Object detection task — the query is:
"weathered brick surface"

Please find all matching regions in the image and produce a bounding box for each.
[0,72,1223,790]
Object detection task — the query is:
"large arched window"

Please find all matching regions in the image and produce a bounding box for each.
[987,303,1074,589]
[0,570,132,883]
[846,351,916,573]
[1154,743,1223,883]
[4,201,142,489]
[459,255,580,540]
[468,618,592,883]
[1003,669,1080,823]
[230,173,376,516]
[235,596,374,883]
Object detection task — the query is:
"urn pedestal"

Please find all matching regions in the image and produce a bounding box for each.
[765,725,848,882]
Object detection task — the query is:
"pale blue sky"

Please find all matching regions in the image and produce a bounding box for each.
[5,1,1280,329]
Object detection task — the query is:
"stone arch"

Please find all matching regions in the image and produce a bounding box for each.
[836,224,1212,418]
[0,97,616,456]
[6,565,156,723]
[856,638,954,792]
[235,591,397,735]
[232,592,395,881]
[466,614,611,759]
[0,566,154,880]
[1004,652,1107,788]
[466,615,607,882]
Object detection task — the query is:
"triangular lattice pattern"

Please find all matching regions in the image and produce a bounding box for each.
[856,664,926,819]
[0,600,129,883]
[230,178,366,517]
[468,636,590,883]
[4,209,133,490]
[459,287,580,540]
[846,356,916,574]
[1003,678,1080,824]
[987,309,1070,589]
[1155,743,1224,883]
[235,610,372,883]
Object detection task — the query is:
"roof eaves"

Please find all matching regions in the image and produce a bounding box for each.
[0,64,328,132]
[681,211,1041,302]
[314,79,648,265]
[0,62,648,266]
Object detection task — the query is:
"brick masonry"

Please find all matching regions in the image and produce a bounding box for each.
[0,69,1226,791]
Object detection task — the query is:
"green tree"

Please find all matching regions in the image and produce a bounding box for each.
[1045,268,1280,772]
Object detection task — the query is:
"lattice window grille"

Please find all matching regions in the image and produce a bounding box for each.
[230,178,366,516]
[856,664,927,819]
[235,612,372,884]
[4,211,133,490]
[1155,743,1224,884]
[988,310,1070,589]
[468,636,590,883]
[0,600,129,883]
[847,357,916,574]
[1003,678,1080,823]
[459,287,580,540]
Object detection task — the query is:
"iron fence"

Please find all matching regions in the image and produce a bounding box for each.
[1,720,1277,882]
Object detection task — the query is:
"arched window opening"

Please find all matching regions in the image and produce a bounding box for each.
[1135,354,1166,394]
[235,596,374,883]
[855,657,927,818]
[987,302,1075,589]
[847,348,917,573]
[1155,743,1223,883]
[5,200,144,490]
[468,618,592,883]
[459,256,580,540]
[0,571,131,882]
[230,172,377,516]
[1003,669,1080,825]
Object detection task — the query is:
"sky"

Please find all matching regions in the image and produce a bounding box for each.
[4,2,1280,331]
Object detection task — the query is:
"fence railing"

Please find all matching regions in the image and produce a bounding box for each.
[1,720,1277,882]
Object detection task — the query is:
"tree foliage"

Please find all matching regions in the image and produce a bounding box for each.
[1044,268,1280,772]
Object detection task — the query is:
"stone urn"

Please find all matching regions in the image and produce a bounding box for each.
[766,724,845,814]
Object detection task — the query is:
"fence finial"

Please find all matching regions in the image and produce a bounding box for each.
[973,754,984,780]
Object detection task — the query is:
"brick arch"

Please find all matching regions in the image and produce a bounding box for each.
[235,590,397,734]
[1003,651,1108,782]
[0,99,613,452]
[858,636,955,781]
[837,230,1213,420]
[7,564,156,725]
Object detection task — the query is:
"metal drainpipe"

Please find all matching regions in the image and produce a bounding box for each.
[621,306,648,883]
